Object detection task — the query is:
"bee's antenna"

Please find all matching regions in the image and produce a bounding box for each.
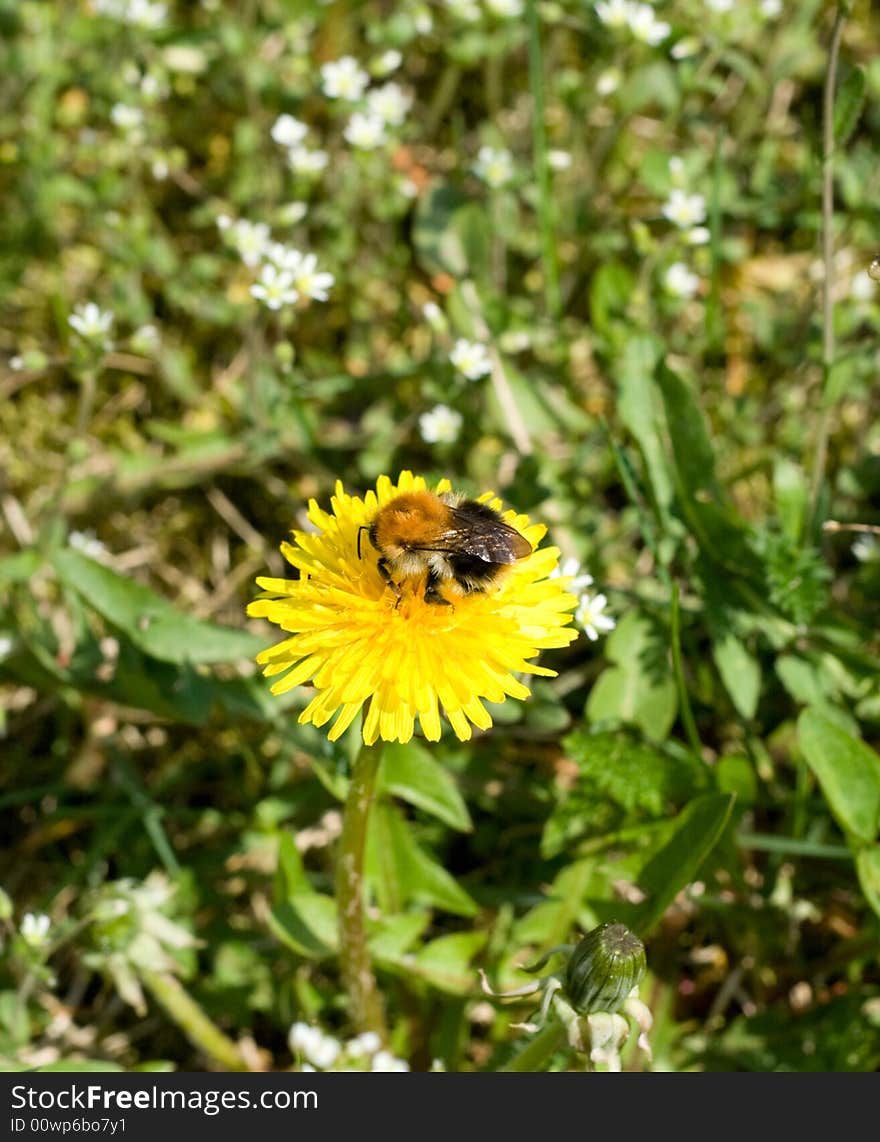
[357,525,369,559]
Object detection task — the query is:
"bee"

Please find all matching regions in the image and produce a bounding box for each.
[358,490,532,605]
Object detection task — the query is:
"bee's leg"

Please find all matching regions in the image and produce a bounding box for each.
[377,558,403,608]
[424,567,451,606]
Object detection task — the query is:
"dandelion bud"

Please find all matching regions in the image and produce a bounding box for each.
[564,922,646,1015]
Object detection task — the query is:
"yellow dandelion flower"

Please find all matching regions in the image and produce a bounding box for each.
[247,471,579,744]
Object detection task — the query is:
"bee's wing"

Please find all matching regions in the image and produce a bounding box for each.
[435,504,532,564]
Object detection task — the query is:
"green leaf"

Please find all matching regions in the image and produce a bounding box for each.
[369,912,431,960]
[543,729,708,857]
[411,931,488,994]
[772,457,808,542]
[629,793,736,935]
[712,632,761,720]
[54,548,264,664]
[412,183,475,279]
[275,832,311,898]
[655,361,721,501]
[379,741,472,832]
[613,335,673,514]
[834,66,865,147]
[589,261,636,336]
[367,804,478,918]
[0,549,41,583]
[855,846,880,919]
[266,894,338,959]
[586,612,677,740]
[797,708,880,845]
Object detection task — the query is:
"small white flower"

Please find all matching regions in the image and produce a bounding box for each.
[548,149,572,171]
[216,213,232,231]
[576,591,616,641]
[287,146,329,176]
[70,530,109,559]
[419,404,463,444]
[348,1032,381,1056]
[289,1023,321,1057]
[271,113,309,148]
[0,634,13,659]
[130,323,160,354]
[473,145,514,189]
[445,0,482,19]
[68,302,114,343]
[664,261,700,299]
[627,3,670,45]
[307,1033,341,1070]
[321,56,369,101]
[366,82,412,127]
[671,36,701,60]
[373,49,403,76]
[289,252,335,302]
[21,912,51,948]
[596,68,621,96]
[449,338,493,381]
[126,0,168,28]
[706,0,733,10]
[228,219,271,267]
[371,1049,410,1072]
[662,189,707,229]
[549,557,594,595]
[852,535,880,563]
[413,6,433,33]
[485,0,524,17]
[344,112,388,149]
[594,0,633,29]
[110,103,144,132]
[250,265,299,310]
[851,270,875,302]
[277,201,309,226]
[668,156,686,185]
[687,225,711,246]
[760,0,782,16]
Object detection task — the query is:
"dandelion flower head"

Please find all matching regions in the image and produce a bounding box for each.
[248,472,579,745]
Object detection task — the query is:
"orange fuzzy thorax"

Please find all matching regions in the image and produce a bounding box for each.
[372,492,450,552]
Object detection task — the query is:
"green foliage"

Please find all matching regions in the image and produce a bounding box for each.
[2,0,879,1076]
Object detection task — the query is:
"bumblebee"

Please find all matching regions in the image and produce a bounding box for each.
[358,490,532,605]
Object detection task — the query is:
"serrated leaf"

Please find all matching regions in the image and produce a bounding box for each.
[54,548,264,664]
[834,66,865,147]
[797,708,880,845]
[380,741,472,832]
[629,793,736,935]
[712,632,761,719]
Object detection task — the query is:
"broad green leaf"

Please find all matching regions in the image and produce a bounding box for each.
[772,457,808,542]
[586,612,677,741]
[275,832,310,899]
[589,261,636,336]
[655,361,721,501]
[412,182,472,278]
[797,709,880,845]
[614,335,673,514]
[629,793,736,934]
[0,549,41,583]
[410,931,488,995]
[266,894,338,959]
[855,846,880,919]
[54,548,264,664]
[513,859,596,949]
[369,912,431,960]
[834,66,865,147]
[380,741,472,832]
[712,632,761,720]
[367,804,478,917]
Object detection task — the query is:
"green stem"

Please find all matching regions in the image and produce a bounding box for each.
[808,5,848,531]
[670,581,703,759]
[142,969,250,1071]
[502,1020,567,1072]
[336,737,387,1037]
[526,0,561,319]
